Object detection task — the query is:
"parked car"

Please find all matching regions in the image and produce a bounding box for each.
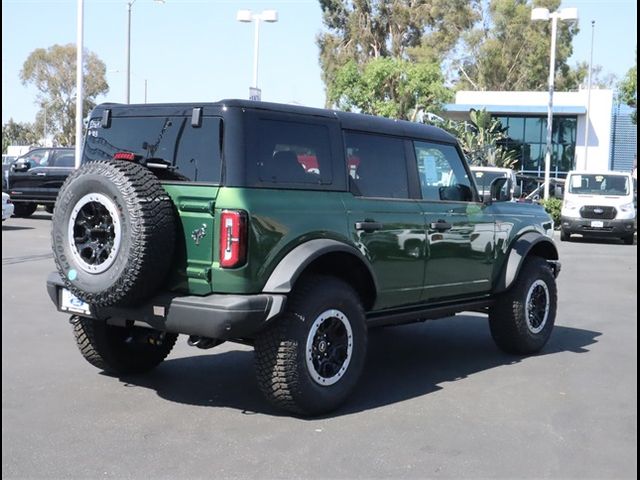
[7,147,75,217]
[2,154,18,192]
[560,170,636,244]
[46,100,560,416]
[2,192,14,221]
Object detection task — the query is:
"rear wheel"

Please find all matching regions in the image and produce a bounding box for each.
[13,202,37,218]
[255,275,367,416]
[72,316,177,375]
[489,256,557,355]
[45,204,54,214]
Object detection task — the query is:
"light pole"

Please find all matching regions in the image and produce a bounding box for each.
[236,9,278,100]
[76,0,84,167]
[583,20,595,170]
[531,7,579,199]
[126,0,164,104]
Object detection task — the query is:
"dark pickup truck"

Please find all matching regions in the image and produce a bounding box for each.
[8,147,75,217]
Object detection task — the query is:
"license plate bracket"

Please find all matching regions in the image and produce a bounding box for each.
[60,288,91,315]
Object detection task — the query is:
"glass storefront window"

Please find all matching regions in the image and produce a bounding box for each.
[492,114,577,176]
[507,117,525,141]
[525,118,544,143]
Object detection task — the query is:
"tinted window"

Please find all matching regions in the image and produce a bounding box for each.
[250,119,332,186]
[84,116,222,183]
[345,132,408,199]
[52,151,75,167]
[21,149,49,167]
[414,142,473,202]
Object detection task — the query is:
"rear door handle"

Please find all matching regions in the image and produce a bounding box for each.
[355,221,383,233]
[430,220,452,232]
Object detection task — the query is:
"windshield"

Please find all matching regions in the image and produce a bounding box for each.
[568,174,630,196]
[472,170,506,191]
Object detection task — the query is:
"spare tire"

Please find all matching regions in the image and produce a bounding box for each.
[51,160,176,307]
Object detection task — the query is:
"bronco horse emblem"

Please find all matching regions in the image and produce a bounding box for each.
[191,224,207,246]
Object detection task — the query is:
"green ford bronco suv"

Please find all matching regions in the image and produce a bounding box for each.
[47,100,560,415]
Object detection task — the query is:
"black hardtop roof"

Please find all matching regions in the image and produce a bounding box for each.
[94,99,457,144]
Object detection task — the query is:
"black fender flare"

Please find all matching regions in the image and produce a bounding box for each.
[495,232,559,293]
[262,238,379,295]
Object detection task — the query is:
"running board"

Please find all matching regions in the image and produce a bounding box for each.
[366,298,494,328]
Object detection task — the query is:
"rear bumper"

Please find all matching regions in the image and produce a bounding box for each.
[560,216,635,237]
[46,273,286,340]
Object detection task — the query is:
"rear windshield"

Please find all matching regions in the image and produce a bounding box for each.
[568,174,630,196]
[84,115,222,183]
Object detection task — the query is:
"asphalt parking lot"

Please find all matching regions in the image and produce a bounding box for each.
[2,211,637,479]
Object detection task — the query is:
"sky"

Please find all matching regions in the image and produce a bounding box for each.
[1,0,637,125]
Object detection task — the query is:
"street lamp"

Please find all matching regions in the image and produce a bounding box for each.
[531,6,578,200]
[126,0,164,104]
[237,9,278,100]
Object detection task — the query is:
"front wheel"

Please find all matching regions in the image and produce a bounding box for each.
[560,229,570,242]
[489,257,557,355]
[623,234,635,245]
[72,316,178,375]
[255,275,367,416]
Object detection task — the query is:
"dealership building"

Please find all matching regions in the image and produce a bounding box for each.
[444,89,637,178]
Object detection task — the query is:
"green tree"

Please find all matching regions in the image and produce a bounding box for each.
[318,0,479,106]
[20,44,109,146]
[329,57,451,119]
[619,52,637,123]
[456,0,579,91]
[2,119,39,154]
[428,109,518,168]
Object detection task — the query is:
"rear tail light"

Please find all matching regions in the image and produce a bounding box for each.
[113,151,136,161]
[219,210,247,268]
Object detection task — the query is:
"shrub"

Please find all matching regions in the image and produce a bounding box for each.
[541,198,563,227]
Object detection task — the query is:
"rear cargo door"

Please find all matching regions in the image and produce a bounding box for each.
[84,111,224,294]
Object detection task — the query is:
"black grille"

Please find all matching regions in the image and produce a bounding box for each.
[580,205,617,220]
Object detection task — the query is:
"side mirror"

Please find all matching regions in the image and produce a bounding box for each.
[486,177,512,204]
[12,161,29,173]
[513,185,522,198]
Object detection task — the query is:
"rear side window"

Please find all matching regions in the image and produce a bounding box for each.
[344,132,409,199]
[52,151,75,167]
[248,119,332,186]
[84,116,222,183]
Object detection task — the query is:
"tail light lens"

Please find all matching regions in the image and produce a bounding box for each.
[219,210,247,268]
[113,151,136,161]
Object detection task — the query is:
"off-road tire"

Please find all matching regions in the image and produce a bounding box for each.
[489,256,557,355]
[72,315,177,375]
[51,160,176,307]
[13,202,37,218]
[255,275,367,416]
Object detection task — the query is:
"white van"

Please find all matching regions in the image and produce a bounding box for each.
[560,170,636,244]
